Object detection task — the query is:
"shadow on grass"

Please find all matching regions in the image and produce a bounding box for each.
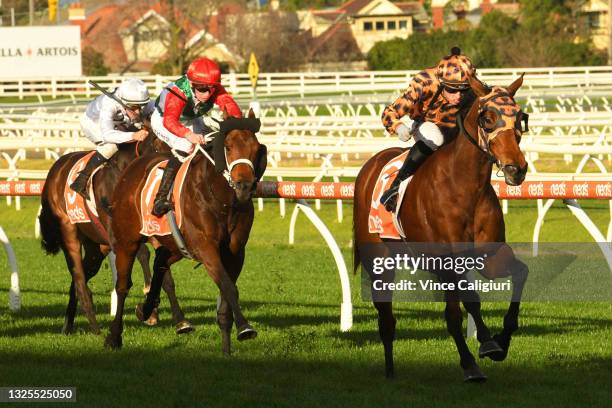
[0,348,609,408]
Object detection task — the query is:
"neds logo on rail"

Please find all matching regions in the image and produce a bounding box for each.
[0,46,79,58]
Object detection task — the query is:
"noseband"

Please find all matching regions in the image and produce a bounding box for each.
[198,134,256,191]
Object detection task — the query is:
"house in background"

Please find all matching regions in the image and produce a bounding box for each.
[577,0,609,52]
[68,2,241,74]
[299,0,429,68]
[430,0,520,30]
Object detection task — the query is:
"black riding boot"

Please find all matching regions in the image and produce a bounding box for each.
[69,151,107,199]
[380,140,434,212]
[152,155,182,217]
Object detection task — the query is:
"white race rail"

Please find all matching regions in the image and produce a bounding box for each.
[0,225,20,312]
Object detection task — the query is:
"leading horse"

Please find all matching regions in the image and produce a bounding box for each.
[39,128,192,334]
[105,111,267,354]
[353,75,530,381]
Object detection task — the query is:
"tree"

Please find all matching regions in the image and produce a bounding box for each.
[221,8,308,72]
[367,1,605,70]
[466,10,518,68]
[81,46,109,76]
[127,0,246,75]
[367,38,410,70]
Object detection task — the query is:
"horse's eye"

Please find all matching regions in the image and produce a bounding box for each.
[479,112,497,132]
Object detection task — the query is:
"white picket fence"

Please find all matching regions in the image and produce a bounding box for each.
[2,66,612,100]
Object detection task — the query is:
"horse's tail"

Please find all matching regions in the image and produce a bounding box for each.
[39,189,62,255]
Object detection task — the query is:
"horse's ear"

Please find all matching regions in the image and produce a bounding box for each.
[222,107,229,120]
[468,75,488,97]
[507,73,524,97]
[248,108,256,119]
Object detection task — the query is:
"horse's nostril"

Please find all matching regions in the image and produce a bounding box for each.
[235,181,252,191]
[505,165,519,175]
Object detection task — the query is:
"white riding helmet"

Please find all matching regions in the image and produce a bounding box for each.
[116,78,150,106]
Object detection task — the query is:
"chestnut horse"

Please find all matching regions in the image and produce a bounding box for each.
[39,130,192,334]
[105,112,267,354]
[353,75,530,381]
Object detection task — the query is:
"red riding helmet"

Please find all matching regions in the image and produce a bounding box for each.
[186,57,221,86]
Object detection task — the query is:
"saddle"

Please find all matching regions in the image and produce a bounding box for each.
[368,150,411,239]
[64,152,104,224]
[139,155,193,236]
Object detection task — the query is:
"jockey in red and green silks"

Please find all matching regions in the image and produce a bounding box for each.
[150,57,242,216]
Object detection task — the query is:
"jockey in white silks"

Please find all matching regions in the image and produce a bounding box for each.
[70,78,151,199]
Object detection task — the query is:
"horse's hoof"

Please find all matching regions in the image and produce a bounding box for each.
[175,320,195,335]
[463,365,487,383]
[135,303,154,322]
[237,325,258,341]
[104,334,122,350]
[61,323,74,336]
[144,308,159,326]
[487,334,510,362]
[478,339,503,359]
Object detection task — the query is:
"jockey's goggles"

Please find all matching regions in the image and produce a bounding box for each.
[192,84,216,93]
[443,83,470,93]
[125,104,145,111]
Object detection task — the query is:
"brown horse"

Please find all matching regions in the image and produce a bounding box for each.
[39,130,192,335]
[105,111,267,353]
[353,75,530,381]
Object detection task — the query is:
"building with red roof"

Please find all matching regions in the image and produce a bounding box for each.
[70,1,241,73]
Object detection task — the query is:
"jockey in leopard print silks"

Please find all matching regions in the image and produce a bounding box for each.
[379,47,477,212]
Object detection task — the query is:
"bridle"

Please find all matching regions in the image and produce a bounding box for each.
[457,90,529,173]
[196,130,256,190]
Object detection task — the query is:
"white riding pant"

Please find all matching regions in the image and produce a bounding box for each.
[411,121,445,151]
[80,113,118,159]
[151,110,213,158]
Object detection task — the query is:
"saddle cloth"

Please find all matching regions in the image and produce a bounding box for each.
[64,151,103,224]
[139,155,193,236]
[368,150,412,240]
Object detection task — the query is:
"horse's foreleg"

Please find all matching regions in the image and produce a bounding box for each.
[161,270,194,334]
[216,294,233,355]
[202,246,256,343]
[105,245,136,349]
[444,293,486,382]
[479,245,529,362]
[217,246,246,355]
[491,258,528,361]
[458,284,503,359]
[136,246,171,322]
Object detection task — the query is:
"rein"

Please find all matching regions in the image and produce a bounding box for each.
[456,112,498,166]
